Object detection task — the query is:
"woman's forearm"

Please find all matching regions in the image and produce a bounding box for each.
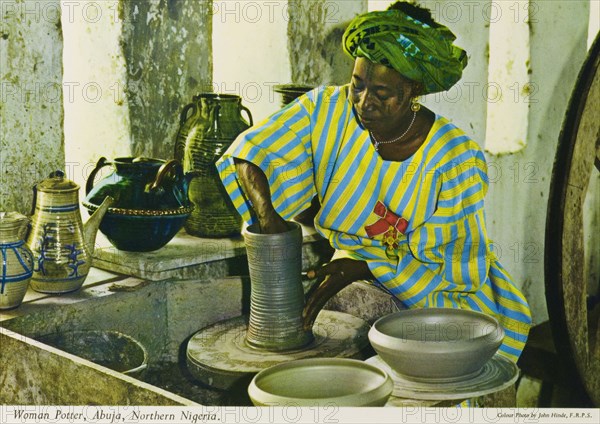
[234,158,287,233]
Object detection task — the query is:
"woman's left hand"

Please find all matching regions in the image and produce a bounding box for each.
[302,258,373,331]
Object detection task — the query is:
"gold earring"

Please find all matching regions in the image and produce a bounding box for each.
[411,96,421,112]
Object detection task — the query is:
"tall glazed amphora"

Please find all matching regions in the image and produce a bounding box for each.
[244,222,313,351]
[174,93,253,237]
[0,212,34,309]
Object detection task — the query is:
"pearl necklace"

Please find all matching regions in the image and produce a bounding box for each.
[370,110,417,151]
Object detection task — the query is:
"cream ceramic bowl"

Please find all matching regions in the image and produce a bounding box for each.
[368,308,504,382]
[247,358,393,406]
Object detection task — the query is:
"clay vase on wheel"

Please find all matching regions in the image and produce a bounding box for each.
[243,221,313,351]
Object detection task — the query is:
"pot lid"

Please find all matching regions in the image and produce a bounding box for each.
[117,156,165,165]
[0,211,29,224]
[36,170,80,192]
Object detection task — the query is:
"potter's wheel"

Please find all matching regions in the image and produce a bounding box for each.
[186,310,370,390]
[366,354,519,402]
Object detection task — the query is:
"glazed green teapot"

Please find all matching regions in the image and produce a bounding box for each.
[82,157,196,252]
[84,157,194,211]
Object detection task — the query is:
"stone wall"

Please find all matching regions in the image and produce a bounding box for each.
[0,0,65,215]
[1,1,213,211]
[287,0,365,86]
[120,0,213,160]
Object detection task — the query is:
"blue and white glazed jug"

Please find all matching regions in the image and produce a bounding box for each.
[0,212,34,309]
[26,171,112,294]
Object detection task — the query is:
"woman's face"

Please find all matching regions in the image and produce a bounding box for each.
[350,57,418,133]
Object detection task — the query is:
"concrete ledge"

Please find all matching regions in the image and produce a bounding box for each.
[92,224,328,281]
[0,327,196,405]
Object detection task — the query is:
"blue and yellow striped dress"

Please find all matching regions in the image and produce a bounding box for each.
[216,85,531,361]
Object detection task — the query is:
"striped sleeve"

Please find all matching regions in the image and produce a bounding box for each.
[215,96,316,225]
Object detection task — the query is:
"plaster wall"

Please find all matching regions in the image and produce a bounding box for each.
[417,0,490,146]
[62,0,131,190]
[61,0,213,194]
[212,0,291,122]
[212,0,366,123]
[0,0,65,215]
[287,0,366,86]
[484,0,592,324]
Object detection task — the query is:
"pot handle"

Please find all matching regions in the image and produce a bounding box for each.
[149,159,183,191]
[179,102,197,126]
[85,157,111,195]
[240,105,253,127]
[174,102,197,161]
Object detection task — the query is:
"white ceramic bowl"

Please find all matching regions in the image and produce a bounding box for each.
[247,358,393,406]
[368,308,504,382]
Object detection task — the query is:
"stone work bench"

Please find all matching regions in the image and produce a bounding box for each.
[0,226,380,405]
[0,227,513,406]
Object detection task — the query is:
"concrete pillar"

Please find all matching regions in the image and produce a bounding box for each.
[62,0,131,190]
[287,0,366,86]
[419,0,490,146]
[484,0,530,154]
[120,0,213,159]
[0,0,65,215]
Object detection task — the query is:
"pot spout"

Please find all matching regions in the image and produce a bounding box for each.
[83,196,114,254]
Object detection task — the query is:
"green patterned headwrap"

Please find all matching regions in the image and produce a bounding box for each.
[342,9,468,94]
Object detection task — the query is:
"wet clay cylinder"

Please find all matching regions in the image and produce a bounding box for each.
[244,221,313,351]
